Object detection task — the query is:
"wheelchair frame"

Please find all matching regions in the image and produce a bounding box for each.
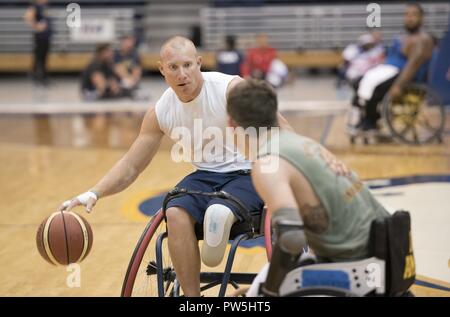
[121,188,270,297]
[122,189,415,297]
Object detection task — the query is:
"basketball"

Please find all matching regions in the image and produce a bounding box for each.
[36,211,93,265]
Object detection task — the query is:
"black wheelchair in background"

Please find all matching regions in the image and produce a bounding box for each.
[381,83,446,145]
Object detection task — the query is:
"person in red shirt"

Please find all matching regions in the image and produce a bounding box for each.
[242,33,277,80]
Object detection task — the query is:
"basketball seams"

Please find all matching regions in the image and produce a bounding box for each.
[68,211,89,262]
[36,217,53,264]
[60,211,71,265]
[43,212,61,265]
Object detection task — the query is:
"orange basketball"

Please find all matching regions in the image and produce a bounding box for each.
[36,211,93,265]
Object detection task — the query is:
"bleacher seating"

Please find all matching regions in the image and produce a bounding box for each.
[201,3,450,51]
[0,1,448,72]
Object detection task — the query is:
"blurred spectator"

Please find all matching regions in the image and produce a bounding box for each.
[242,33,288,87]
[81,44,122,101]
[216,35,244,76]
[242,33,277,80]
[344,33,385,84]
[344,32,385,133]
[24,0,52,86]
[350,4,434,133]
[338,31,385,87]
[266,58,289,88]
[113,35,142,96]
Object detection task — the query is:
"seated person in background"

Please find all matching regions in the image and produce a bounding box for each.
[227,79,391,295]
[113,35,142,95]
[216,35,244,76]
[241,33,276,80]
[81,43,123,100]
[344,33,385,85]
[338,31,384,87]
[344,33,385,133]
[351,3,434,133]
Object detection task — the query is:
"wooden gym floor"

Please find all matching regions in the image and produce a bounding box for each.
[0,76,449,297]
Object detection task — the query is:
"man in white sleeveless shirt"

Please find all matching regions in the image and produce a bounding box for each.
[58,36,292,296]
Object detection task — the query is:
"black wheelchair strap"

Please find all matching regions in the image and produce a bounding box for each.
[162,187,256,235]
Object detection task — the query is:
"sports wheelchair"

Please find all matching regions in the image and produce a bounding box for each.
[350,82,446,145]
[121,188,272,297]
[254,210,415,297]
[121,188,415,297]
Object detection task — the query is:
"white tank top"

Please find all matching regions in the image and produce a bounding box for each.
[155,71,252,172]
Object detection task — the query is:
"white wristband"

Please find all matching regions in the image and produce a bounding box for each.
[62,191,98,208]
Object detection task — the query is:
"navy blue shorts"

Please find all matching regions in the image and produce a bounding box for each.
[165,169,264,224]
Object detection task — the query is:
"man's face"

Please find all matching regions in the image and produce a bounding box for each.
[404,5,423,33]
[159,47,203,102]
[120,37,135,53]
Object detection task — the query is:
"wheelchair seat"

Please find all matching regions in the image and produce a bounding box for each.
[274,210,415,297]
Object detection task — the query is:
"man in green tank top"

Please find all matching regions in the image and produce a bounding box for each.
[227,79,390,262]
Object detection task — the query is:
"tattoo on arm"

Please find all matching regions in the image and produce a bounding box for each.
[301,203,329,234]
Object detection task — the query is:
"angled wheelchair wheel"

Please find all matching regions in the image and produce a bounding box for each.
[382,83,445,145]
[121,210,177,297]
[121,203,273,297]
[264,207,273,261]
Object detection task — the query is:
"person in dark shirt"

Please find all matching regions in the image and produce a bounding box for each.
[113,35,142,94]
[24,0,52,86]
[216,35,244,76]
[81,44,123,100]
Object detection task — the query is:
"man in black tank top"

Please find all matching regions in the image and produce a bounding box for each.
[24,0,52,86]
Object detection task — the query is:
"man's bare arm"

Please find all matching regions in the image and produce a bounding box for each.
[91,107,164,198]
[59,106,164,212]
[252,157,329,233]
[394,36,431,88]
[251,157,298,212]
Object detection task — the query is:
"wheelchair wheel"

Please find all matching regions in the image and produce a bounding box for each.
[382,83,445,145]
[264,207,273,261]
[121,210,177,297]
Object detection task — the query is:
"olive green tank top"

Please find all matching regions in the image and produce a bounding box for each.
[259,129,390,262]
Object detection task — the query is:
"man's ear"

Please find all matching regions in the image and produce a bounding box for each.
[197,55,203,68]
[158,61,165,77]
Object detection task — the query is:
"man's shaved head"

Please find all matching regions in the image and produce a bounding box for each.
[160,36,197,61]
[158,36,203,103]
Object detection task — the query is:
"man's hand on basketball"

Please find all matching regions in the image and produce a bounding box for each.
[58,191,98,213]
